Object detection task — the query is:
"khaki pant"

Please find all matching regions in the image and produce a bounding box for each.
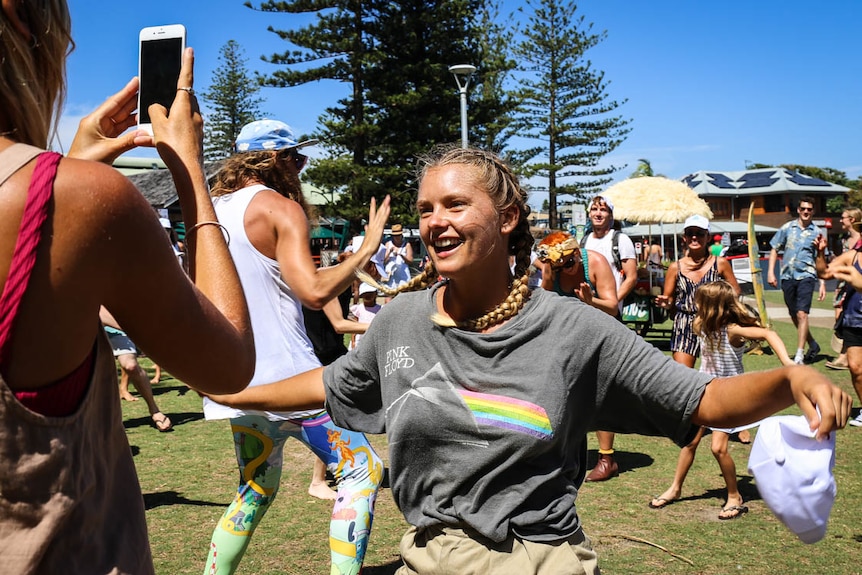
[396,524,600,575]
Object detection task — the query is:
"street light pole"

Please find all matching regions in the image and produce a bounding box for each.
[448,64,476,148]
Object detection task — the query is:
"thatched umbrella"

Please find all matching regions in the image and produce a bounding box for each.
[602,176,714,259]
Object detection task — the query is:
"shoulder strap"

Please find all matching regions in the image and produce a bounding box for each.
[611,230,622,270]
[0,143,43,187]
[0,151,63,363]
[579,232,590,249]
[581,248,593,290]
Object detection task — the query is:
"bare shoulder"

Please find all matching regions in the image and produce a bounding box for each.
[247,187,308,225]
[53,157,148,214]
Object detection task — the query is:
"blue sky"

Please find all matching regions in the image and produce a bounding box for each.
[61,1,862,207]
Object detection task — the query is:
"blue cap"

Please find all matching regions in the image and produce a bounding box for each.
[234,119,319,153]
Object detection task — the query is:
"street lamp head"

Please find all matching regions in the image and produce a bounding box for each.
[448,64,477,77]
[448,64,476,149]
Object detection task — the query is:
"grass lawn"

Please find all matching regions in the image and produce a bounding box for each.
[125,298,862,574]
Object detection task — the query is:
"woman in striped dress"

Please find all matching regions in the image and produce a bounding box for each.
[649,281,794,518]
[655,215,740,367]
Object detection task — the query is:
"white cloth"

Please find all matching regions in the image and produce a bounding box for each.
[204,184,320,421]
[748,415,837,544]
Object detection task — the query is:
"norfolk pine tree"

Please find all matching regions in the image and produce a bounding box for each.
[246,0,378,220]
[201,40,263,160]
[246,0,512,222]
[511,0,630,230]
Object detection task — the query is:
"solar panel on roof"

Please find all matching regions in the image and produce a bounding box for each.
[786,170,830,187]
[737,171,779,189]
[706,173,736,189]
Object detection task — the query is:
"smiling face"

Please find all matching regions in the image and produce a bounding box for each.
[797,200,814,225]
[588,200,613,233]
[417,164,517,282]
[683,226,709,255]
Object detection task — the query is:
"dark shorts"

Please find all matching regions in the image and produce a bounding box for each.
[104,327,138,357]
[781,277,816,316]
[842,326,862,349]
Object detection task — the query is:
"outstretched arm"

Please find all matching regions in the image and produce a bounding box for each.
[728,324,794,366]
[207,367,327,412]
[693,366,851,440]
[322,298,368,335]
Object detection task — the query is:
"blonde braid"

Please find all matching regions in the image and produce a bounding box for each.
[356,260,440,298]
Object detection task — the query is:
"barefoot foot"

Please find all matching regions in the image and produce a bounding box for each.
[308,482,337,501]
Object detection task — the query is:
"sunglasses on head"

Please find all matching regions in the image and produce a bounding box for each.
[279,149,308,171]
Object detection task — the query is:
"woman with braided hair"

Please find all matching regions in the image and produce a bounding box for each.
[208,145,851,574]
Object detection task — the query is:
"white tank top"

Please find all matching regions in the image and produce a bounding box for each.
[203,184,320,421]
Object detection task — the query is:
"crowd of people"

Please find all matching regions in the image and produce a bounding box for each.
[0,1,857,574]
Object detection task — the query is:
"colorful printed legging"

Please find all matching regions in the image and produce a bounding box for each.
[204,411,383,575]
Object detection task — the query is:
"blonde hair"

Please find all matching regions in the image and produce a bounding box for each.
[693,280,760,350]
[0,0,73,148]
[211,150,313,217]
[845,207,862,234]
[360,146,533,331]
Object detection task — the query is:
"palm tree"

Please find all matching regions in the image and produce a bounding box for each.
[631,158,655,178]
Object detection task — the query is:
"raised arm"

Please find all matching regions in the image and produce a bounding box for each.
[101,48,254,394]
[262,194,390,309]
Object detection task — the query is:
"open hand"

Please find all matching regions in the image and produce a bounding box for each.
[68,77,153,163]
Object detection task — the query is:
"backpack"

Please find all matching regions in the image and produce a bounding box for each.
[580,230,622,271]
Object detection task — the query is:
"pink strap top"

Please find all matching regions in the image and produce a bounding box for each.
[0,148,92,415]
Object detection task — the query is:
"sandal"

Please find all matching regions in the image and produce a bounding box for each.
[825,360,849,370]
[151,412,173,432]
[718,503,748,520]
[648,496,677,509]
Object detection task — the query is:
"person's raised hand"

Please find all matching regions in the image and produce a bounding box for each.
[359,195,392,257]
[148,47,204,173]
[813,234,828,253]
[576,282,593,305]
[67,77,153,164]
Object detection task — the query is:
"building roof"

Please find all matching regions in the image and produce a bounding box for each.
[682,168,850,197]
[124,159,335,210]
[126,160,225,208]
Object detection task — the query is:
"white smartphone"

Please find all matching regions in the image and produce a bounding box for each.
[137,24,186,134]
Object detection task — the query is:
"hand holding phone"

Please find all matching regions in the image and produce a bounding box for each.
[138,24,186,134]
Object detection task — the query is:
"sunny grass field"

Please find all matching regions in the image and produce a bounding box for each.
[125,290,862,575]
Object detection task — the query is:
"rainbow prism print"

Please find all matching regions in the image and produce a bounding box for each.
[458,389,554,440]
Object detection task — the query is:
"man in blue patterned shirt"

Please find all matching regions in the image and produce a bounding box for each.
[768,196,826,364]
